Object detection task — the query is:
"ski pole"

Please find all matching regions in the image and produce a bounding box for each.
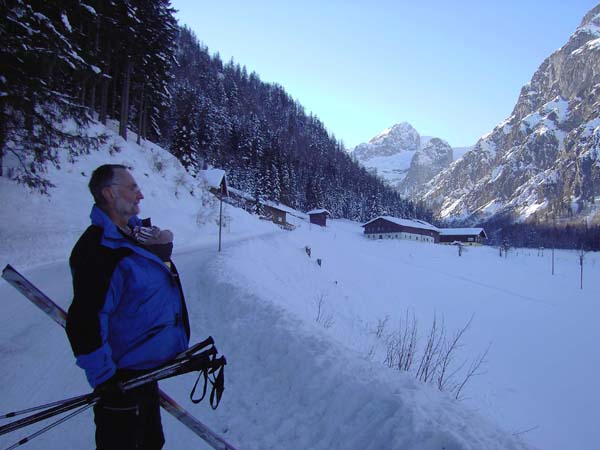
[3,403,94,450]
[1,393,92,419]
[0,394,97,436]
[1,341,226,437]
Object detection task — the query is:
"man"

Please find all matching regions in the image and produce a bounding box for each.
[66,164,190,450]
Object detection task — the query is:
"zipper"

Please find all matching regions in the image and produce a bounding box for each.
[102,405,140,416]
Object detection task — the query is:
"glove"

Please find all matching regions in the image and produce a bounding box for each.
[94,374,126,405]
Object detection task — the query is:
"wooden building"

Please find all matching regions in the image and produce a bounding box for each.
[438,228,487,245]
[362,216,439,242]
[262,200,299,230]
[199,168,228,197]
[308,209,330,227]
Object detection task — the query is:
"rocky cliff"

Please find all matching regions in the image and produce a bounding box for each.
[419,5,600,225]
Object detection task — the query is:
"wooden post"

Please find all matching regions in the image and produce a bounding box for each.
[579,251,584,290]
[218,194,223,252]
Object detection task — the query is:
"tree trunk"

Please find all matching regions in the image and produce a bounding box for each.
[111,67,118,119]
[142,104,148,140]
[137,82,145,145]
[80,79,86,108]
[119,59,132,140]
[89,79,97,117]
[0,103,6,176]
[99,75,109,124]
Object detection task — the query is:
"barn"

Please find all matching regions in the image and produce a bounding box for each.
[362,216,440,243]
[308,209,330,227]
[438,228,487,245]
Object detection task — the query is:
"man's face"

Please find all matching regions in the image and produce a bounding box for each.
[110,169,144,222]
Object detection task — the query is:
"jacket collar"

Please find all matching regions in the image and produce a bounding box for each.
[90,204,140,241]
[89,205,167,270]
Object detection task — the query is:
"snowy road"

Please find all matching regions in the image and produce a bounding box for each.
[1,234,530,450]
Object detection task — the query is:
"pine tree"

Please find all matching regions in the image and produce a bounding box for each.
[1,0,98,190]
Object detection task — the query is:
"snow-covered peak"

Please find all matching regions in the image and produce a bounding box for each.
[353,122,421,162]
[352,123,463,197]
[577,4,600,36]
[368,121,421,150]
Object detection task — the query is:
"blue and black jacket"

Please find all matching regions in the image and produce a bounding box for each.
[66,205,190,388]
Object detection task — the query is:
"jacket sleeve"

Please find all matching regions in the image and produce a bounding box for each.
[66,228,129,387]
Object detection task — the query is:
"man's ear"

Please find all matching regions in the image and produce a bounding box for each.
[101,185,116,204]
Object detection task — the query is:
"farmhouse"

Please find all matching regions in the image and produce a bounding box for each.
[362,216,439,243]
[438,228,487,245]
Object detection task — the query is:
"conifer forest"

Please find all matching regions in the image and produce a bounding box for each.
[1,0,428,223]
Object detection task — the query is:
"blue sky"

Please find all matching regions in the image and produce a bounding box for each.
[170,1,599,148]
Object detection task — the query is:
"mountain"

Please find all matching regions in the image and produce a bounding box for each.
[352,122,461,196]
[399,137,454,197]
[418,5,600,225]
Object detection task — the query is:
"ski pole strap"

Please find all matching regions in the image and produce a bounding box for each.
[209,359,225,410]
[190,356,227,409]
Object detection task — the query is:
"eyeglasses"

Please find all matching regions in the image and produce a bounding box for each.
[109,183,141,194]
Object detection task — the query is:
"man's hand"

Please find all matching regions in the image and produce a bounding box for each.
[94,375,126,404]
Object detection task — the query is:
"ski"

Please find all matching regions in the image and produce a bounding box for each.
[2,264,238,450]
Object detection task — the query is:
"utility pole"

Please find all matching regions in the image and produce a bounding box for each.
[217,175,228,252]
[579,247,585,290]
[218,193,223,252]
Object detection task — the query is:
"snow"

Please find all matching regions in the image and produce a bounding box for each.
[60,13,72,33]
[307,208,330,215]
[440,197,467,219]
[478,199,503,216]
[588,37,600,50]
[577,12,600,37]
[541,97,570,123]
[491,165,505,183]
[261,199,308,219]
[520,201,548,218]
[361,150,415,183]
[438,228,484,236]
[2,122,600,450]
[581,117,600,138]
[198,168,226,191]
[81,4,97,15]
[362,216,438,232]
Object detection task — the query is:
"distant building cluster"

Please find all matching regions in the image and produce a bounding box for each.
[200,169,486,243]
[362,216,487,245]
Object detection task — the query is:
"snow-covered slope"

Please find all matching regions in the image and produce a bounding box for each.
[2,121,600,450]
[419,5,600,224]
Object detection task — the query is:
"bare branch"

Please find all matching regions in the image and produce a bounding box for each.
[454,342,491,400]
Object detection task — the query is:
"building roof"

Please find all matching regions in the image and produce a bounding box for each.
[198,168,227,190]
[227,186,254,201]
[439,228,487,237]
[263,200,309,220]
[362,216,439,232]
[307,209,331,216]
